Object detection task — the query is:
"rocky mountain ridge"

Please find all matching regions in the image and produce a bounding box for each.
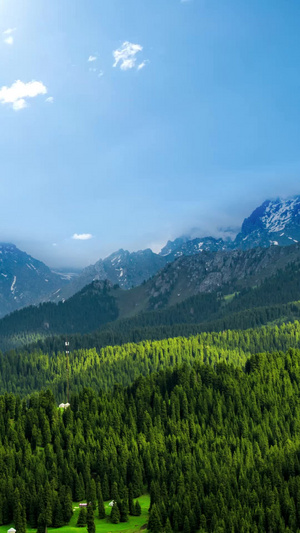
[0,243,69,317]
[55,194,300,301]
[1,194,300,317]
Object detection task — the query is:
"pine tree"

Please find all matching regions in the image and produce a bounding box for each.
[148,503,162,532]
[183,516,190,533]
[135,500,142,516]
[110,502,120,524]
[164,517,173,533]
[128,485,135,516]
[102,474,110,501]
[13,489,26,533]
[120,497,129,523]
[86,504,95,533]
[111,482,119,502]
[97,485,105,519]
[62,487,73,523]
[87,479,97,510]
[76,508,87,527]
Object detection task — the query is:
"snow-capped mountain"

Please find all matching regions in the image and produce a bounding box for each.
[0,243,69,317]
[52,247,168,301]
[234,196,300,249]
[160,236,229,260]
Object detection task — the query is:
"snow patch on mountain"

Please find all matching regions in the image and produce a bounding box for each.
[262,197,300,232]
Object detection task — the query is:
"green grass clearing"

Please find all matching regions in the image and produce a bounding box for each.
[0,495,149,533]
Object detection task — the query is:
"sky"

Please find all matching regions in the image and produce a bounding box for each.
[1,0,300,268]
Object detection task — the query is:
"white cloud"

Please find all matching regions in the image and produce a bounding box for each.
[113,41,143,71]
[13,98,27,111]
[3,28,16,45]
[88,55,97,62]
[137,60,148,71]
[3,28,16,35]
[4,36,14,45]
[98,70,104,78]
[46,96,54,104]
[0,80,47,111]
[72,233,93,240]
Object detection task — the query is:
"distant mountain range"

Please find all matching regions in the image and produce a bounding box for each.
[0,243,69,318]
[0,194,300,318]
[2,240,300,352]
[53,194,300,300]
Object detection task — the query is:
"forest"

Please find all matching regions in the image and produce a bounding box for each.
[1,349,300,532]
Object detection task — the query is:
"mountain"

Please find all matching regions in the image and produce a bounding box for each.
[2,242,300,352]
[159,236,229,260]
[234,195,300,249]
[1,195,300,316]
[0,243,69,318]
[52,247,167,301]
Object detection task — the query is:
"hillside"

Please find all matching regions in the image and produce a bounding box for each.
[3,347,300,532]
[1,243,300,352]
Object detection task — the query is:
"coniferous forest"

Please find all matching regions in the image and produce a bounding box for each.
[2,349,300,532]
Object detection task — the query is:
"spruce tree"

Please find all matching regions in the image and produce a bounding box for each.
[148,503,162,532]
[128,485,135,516]
[86,504,95,533]
[110,502,120,524]
[135,500,142,516]
[120,497,129,522]
[164,517,173,533]
[183,516,190,533]
[76,508,87,527]
[97,486,105,519]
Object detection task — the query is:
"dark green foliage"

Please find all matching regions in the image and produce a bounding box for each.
[110,502,120,524]
[97,483,105,519]
[134,500,141,517]
[76,508,87,527]
[4,342,300,530]
[1,320,300,398]
[148,503,162,532]
[86,504,95,533]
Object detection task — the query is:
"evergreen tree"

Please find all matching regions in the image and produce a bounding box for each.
[183,516,190,533]
[135,500,142,517]
[148,503,162,532]
[76,508,87,527]
[110,502,120,524]
[128,485,135,516]
[13,489,26,533]
[86,504,95,533]
[120,497,129,523]
[97,486,105,519]
[164,517,173,533]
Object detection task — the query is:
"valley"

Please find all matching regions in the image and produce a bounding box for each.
[1,195,300,533]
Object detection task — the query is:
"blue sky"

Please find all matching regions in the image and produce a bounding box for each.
[1,0,300,267]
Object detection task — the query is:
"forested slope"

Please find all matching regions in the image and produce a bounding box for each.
[2,321,300,399]
[2,350,300,532]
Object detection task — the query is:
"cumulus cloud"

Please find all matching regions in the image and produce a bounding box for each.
[88,55,97,62]
[0,80,47,111]
[113,41,143,71]
[72,233,93,240]
[45,96,54,104]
